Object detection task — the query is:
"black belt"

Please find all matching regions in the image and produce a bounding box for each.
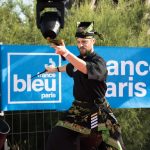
[73,100,94,109]
[73,97,106,109]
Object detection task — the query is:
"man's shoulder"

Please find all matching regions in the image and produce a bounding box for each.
[93,52,105,62]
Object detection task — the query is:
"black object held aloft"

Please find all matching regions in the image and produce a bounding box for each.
[36,1,65,39]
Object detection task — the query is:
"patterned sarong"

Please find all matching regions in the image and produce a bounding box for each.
[56,98,124,150]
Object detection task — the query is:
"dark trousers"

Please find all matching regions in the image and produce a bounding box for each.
[46,126,78,150]
[45,126,111,150]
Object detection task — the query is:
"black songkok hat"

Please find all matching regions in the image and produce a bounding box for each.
[75,21,104,40]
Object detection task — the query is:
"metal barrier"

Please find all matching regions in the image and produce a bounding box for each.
[4,110,60,150]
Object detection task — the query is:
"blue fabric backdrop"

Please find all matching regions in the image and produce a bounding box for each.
[0,45,150,110]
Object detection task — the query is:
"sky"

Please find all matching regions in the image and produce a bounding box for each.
[17,0,34,21]
[23,0,33,5]
[0,0,33,5]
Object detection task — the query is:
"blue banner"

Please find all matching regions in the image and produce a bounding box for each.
[0,45,150,110]
[99,46,150,108]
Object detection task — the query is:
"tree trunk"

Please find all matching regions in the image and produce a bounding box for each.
[90,0,98,10]
[145,0,150,6]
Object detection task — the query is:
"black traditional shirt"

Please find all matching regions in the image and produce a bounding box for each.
[66,52,108,102]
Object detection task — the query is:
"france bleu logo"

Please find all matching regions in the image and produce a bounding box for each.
[8,52,61,104]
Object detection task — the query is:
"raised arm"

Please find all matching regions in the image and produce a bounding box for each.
[50,41,88,74]
[46,65,67,73]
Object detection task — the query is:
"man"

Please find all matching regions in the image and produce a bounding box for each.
[45,22,125,150]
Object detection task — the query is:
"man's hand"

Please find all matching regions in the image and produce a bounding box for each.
[52,40,69,56]
[47,38,69,57]
[45,65,57,73]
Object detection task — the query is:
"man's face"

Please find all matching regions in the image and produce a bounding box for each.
[76,38,96,56]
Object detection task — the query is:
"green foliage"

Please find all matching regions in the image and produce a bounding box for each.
[0,0,45,44]
[113,108,150,149]
[59,0,150,47]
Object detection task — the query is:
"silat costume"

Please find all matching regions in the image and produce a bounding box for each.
[46,22,125,150]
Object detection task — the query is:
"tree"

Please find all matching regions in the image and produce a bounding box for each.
[0,0,45,44]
